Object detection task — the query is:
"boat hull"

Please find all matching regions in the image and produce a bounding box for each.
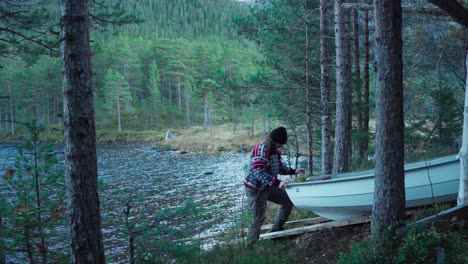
[286,155,460,221]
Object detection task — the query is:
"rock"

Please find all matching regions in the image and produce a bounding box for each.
[165,130,179,141]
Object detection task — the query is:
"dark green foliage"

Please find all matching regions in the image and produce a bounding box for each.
[115,0,248,39]
[337,226,468,264]
[0,0,57,57]
[1,121,66,263]
[204,240,293,264]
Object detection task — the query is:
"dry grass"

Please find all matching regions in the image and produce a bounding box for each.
[160,125,263,153]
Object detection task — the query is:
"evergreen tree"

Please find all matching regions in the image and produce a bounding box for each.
[103,68,135,131]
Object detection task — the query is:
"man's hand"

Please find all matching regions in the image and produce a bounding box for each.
[295,168,306,175]
[279,181,287,189]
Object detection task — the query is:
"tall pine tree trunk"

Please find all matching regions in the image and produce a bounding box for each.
[320,0,332,175]
[371,0,405,242]
[362,9,370,156]
[60,0,105,262]
[301,0,314,174]
[333,0,351,173]
[353,9,364,158]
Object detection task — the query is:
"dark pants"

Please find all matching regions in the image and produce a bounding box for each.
[245,185,294,247]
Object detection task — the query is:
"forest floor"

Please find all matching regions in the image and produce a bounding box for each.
[288,223,371,263]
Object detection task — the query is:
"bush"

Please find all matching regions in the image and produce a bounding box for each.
[338,225,468,264]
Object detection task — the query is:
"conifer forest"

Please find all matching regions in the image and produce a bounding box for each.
[1,0,468,263]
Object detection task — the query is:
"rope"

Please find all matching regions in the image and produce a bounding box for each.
[422,154,436,206]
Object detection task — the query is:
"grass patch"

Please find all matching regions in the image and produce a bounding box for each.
[160,125,260,153]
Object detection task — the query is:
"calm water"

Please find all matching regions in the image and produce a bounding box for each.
[0,142,248,262]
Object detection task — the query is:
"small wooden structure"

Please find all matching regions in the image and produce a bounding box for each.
[260,216,370,240]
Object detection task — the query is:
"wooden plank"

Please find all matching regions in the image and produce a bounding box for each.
[183,217,331,242]
[259,216,330,233]
[260,216,371,240]
[396,203,468,238]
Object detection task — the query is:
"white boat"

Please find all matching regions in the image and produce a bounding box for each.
[286,155,460,221]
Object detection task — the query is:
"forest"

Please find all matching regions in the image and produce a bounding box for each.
[0,0,465,169]
[1,0,468,263]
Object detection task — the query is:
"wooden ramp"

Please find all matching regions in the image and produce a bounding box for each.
[260,216,371,240]
[259,216,331,233]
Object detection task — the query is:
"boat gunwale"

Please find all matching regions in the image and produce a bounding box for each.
[287,154,458,188]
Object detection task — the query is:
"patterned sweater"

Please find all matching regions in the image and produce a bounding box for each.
[244,140,295,190]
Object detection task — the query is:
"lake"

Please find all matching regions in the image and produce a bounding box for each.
[0,142,248,263]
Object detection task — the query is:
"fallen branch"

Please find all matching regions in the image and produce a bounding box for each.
[342,3,447,16]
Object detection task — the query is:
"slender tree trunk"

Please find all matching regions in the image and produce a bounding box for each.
[33,137,47,264]
[177,76,182,113]
[8,85,14,135]
[250,105,254,137]
[458,51,468,205]
[185,85,190,127]
[154,93,160,129]
[117,88,122,132]
[169,81,173,106]
[203,93,209,131]
[362,9,370,155]
[333,0,351,173]
[35,84,40,122]
[46,94,50,127]
[128,234,135,264]
[346,11,353,165]
[25,225,35,264]
[301,0,314,174]
[371,0,405,242]
[353,9,364,158]
[0,211,4,264]
[463,29,467,84]
[60,0,105,262]
[262,110,266,136]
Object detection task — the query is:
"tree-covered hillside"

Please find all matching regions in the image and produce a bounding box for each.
[0,0,264,135]
[117,0,249,39]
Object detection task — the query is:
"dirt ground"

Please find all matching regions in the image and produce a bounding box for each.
[289,223,371,263]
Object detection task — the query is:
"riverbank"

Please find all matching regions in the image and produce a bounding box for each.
[0,124,262,153]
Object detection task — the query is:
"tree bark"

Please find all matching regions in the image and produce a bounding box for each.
[353,9,364,158]
[333,0,351,173]
[60,0,105,263]
[371,0,405,241]
[362,9,370,156]
[458,52,468,205]
[320,0,333,175]
[463,29,467,84]
[301,0,314,174]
